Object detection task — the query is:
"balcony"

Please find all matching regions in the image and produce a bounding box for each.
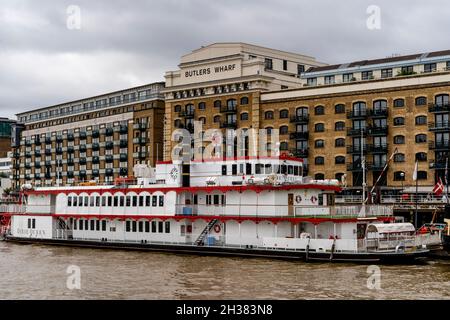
[67,133,75,141]
[368,162,387,171]
[429,103,450,113]
[368,126,388,136]
[428,121,450,132]
[106,168,115,176]
[67,158,74,166]
[289,132,309,140]
[119,125,128,134]
[179,110,195,118]
[56,147,63,155]
[92,169,100,177]
[25,163,31,169]
[79,145,87,153]
[369,109,388,118]
[45,137,52,144]
[79,170,87,177]
[92,156,100,164]
[290,148,309,158]
[105,155,114,163]
[347,110,368,119]
[67,146,75,154]
[429,160,446,170]
[67,171,74,179]
[368,144,388,153]
[133,137,148,145]
[134,152,147,159]
[119,168,127,176]
[45,149,52,156]
[34,150,41,157]
[290,115,309,123]
[346,145,367,154]
[92,130,100,138]
[347,127,368,136]
[133,122,148,130]
[429,140,449,150]
[220,105,237,113]
[34,173,41,180]
[220,121,237,129]
[45,161,52,167]
[119,140,128,148]
[25,152,32,158]
[79,158,87,165]
[25,140,32,147]
[92,143,100,151]
[56,136,63,143]
[347,162,364,171]
[120,153,128,162]
[105,141,114,150]
[25,174,31,180]
[35,138,41,145]
[79,132,87,140]
[105,128,114,136]
[34,162,41,169]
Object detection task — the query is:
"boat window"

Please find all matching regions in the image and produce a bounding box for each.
[232,164,237,175]
[318,194,324,206]
[132,221,137,232]
[96,220,100,231]
[281,165,287,174]
[139,196,144,207]
[265,164,272,174]
[126,196,131,206]
[222,165,227,175]
[84,196,89,207]
[74,220,77,230]
[145,221,150,233]
[146,196,151,206]
[206,195,212,205]
[32,219,35,229]
[239,164,244,174]
[27,219,31,228]
[73,196,77,206]
[68,196,72,207]
[138,221,143,232]
[294,166,299,176]
[114,196,119,207]
[213,194,220,205]
[165,221,171,233]
[79,220,84,230]
[125,221,131,232]
[288,165,293,175]
[158,221,164,233]
[151,221,157,233]
[132,196,138,207]
[246,163,252,175]
[221,195,226,205]
[120,196,125,207]
[95,197,100,207]
[255,164,261,174]
[85,220,88,230]
[90,197,95,207]
[107,196,112,207]
[90,220,95,230]
[101,196,106,207]
[159,196,164,207]
[152,196,157,207]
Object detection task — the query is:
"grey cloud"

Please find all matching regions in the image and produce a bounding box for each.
[0,0,449,119]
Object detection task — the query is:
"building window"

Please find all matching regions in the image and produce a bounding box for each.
[381,68,393,78]
[435,94,449,106]
[297,64,305,75]
[415,96,427,106]
[279,109,289,119]
[265,111,274,119]
[307,78,317,86]
[394,135,405,144]
[279,126,289,135]
[361,71,373,80]
[394,171,405,181]
[280,142,288,150]
[394,153,405,162]
[417,171,427,180]
[214,100,221,108]
[315,140,325,148]
[335,121,345,131]
[343,73,353,82]
[265,127,273,134]
[198,102,206,110]
[335,138,345,147]
[335,156,345,164]
[447,61,450,70]
[213,115,221,123]
[424,63,436,73]
[265,58,273,70]
[240,113,249,121]
[415,134,427,143]
[174,105,181,112]
[324,75,335,85]
[401,66,414,75]
[315,173,325,180]
[415,115,427,125]
[315,123,325,132]
[393,117,405,126]
[198,117,206,125]
[335,104,345,114]
[394,99,405,108]
[315,156,325,165]
[416,152,427,162]
[283,60,288,71]
[240,97,249,105]
[314,105,325,115]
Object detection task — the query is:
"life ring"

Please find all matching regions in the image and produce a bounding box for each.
[295,195,302,204]
[214,224,221,233]
[310,196,318,204]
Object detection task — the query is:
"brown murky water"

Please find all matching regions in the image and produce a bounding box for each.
[0,242,449,300]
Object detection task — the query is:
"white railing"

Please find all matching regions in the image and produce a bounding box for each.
[0,204,25,214]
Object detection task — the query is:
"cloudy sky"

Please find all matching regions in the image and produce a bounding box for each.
[1,0,449,119]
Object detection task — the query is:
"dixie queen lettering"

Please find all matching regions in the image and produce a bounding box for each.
[185,64,236,78]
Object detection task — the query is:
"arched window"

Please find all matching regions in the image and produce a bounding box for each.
[315,173,325,180]
[240,97,249,105]
[435,94,449,106]
[394,117,405,126]
[415,152,427,161]
[315,105,325,115]
[335,104,345,114]
[335,172,345,181]
[265,127,273,134]
[394,171,405,181]
[279,109,289,119]
[240,112,249,121]
[315,156,325,165]
[394,153,405,162]
[373,99,387,111]
[174,119,182,128]
[280,142,288,150]
[315,139,325,148]
[198,117,206,125]
[415,134,427,143]
[279,125,289,135]
[214,100,221,108]
[296,107,308,116]
[394,99,405,108]
[352,101,366,116]
[415,96,427,106]
[213,115,221,123]
[335,138,345,147]
[415,115,427,125]
[265,111,274,119]
[198,102,206,110]
[315,123,325,132]
[335,156,345,164]
[335,121,345,131]
[394,135,405,144]
[174,105,181,113]
[227,99,237,108]
[417,171,427,180]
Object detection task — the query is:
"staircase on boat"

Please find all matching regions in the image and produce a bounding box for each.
[194,219,219,246]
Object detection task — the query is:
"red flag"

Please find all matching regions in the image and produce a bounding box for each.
[433,178,445,196]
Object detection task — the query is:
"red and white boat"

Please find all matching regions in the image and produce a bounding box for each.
[0,156,430,263]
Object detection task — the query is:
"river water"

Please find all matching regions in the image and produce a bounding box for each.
[0,241,449,300]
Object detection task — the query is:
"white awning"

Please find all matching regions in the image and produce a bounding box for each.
[367,223,415,234]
